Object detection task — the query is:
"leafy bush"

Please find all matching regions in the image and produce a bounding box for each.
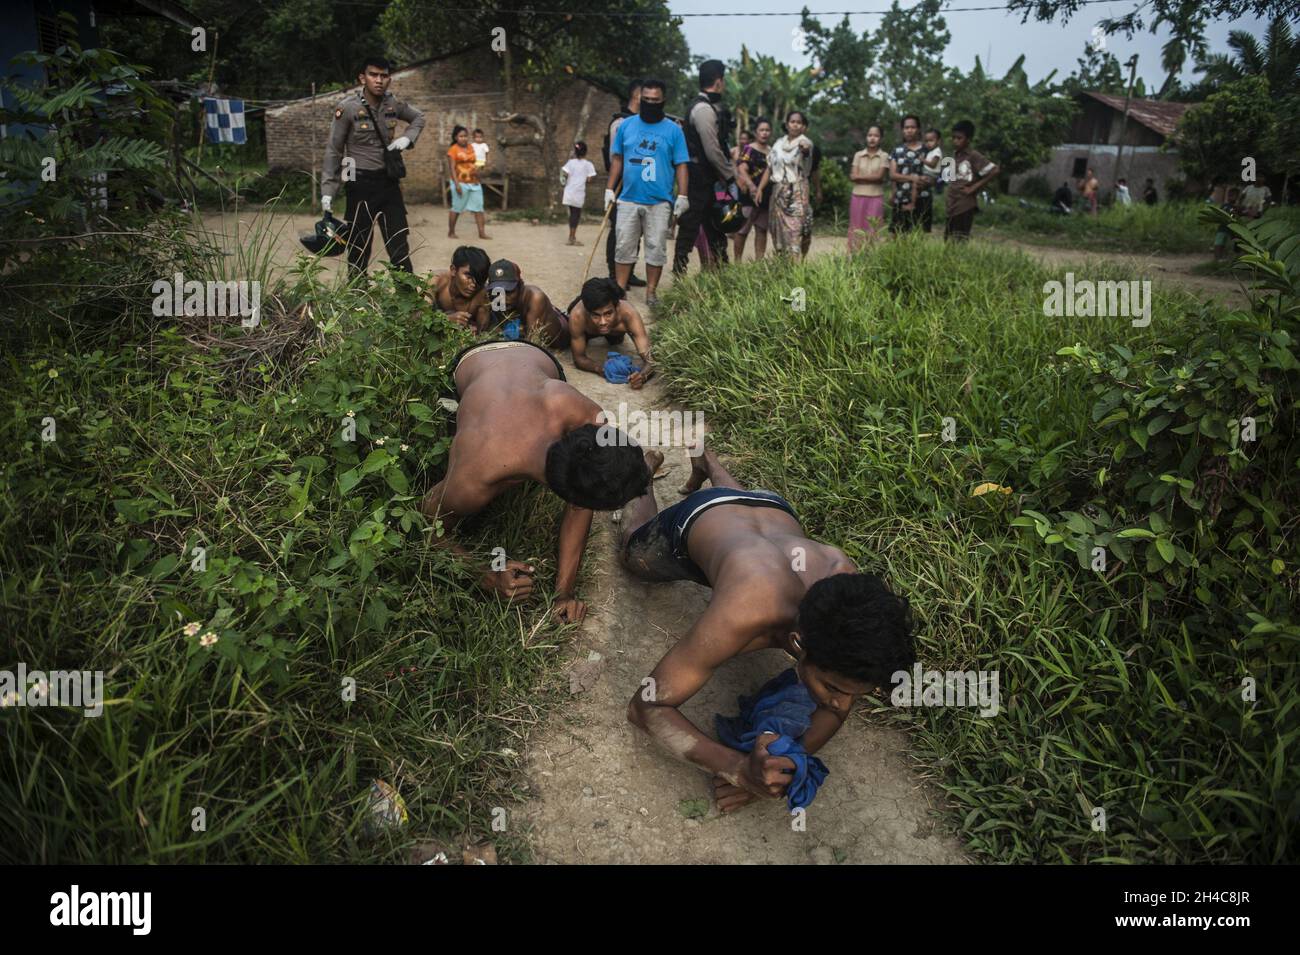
[0,37,170,241]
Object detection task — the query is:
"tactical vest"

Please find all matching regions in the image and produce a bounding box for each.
[684,93,731,181]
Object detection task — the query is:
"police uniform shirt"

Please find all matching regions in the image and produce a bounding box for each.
[322,90,425,197]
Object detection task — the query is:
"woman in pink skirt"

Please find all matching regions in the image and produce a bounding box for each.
[848,125,888,252]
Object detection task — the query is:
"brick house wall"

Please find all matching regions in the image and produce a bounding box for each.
[265,47,620,209]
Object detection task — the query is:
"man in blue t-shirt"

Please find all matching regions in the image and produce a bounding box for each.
[604,78,689,308]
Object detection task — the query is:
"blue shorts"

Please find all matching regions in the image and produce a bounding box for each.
[450,182,484,213]
[623,487,799,586]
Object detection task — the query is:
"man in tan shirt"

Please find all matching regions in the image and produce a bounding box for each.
[321,56,425,276]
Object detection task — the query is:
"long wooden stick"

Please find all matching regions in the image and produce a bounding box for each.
[582,200,614,283]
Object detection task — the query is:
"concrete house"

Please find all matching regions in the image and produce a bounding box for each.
[265,46,620,210]
[1011,91,1191,200]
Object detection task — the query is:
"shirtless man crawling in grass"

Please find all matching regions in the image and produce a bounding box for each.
[428,245,491,330]
[566,277,655,390]
[420,339,652,624]
[620,439,916,809]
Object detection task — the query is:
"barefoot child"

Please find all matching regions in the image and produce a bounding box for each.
[620,440,916,811]
[561,141,597,246]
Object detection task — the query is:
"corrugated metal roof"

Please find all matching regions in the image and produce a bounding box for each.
[1080,91,1191,138]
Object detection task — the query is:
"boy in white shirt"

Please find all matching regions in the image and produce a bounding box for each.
[561,141,598,246]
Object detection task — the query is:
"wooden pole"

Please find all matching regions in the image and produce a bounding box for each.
[195,30,219,166]
[310,81,318,210]
[1114,54,1138,191]
[582,200,614,282]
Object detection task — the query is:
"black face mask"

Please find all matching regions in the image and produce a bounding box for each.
[640,101,665,123]
[706,91,723,104]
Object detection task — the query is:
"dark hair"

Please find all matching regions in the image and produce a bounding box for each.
[451,246,490,288]
[574,140,588,158]
[900,114,920,128]
[545,424,651,510]
[866,124,884,138]
[699,59,726,89]
[640,78,666,97]
[952,120,975,138]
[580,276,626,313]
[926,127,942,139]
[358,56,392,76]
[785,109,808,127]
[626,78,643,101]
[473,128,484,136]
[797,573,915,686]
[755,116,772,130]
[451,124,468,144]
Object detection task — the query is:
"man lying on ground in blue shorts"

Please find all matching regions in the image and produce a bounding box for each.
[621,438,916,810]
[420,340,653,624]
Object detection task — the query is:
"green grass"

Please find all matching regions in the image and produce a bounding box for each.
[653,236,1296,863]
[0,217,576,862]
[978,198,1216,254]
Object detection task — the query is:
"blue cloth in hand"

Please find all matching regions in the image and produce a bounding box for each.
[603,351,640,384]
[502,317,522,340]
[715,668,830,811]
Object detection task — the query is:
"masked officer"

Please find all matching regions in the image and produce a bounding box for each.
[672,59,735,274]
[322,56,425,276]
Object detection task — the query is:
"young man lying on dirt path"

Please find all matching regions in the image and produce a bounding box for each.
[621,439,916,809]
[421,340,653,624]
[427,245,491,330]
[565,277,655,389]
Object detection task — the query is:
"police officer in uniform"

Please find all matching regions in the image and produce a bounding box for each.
[672,59,735,274]
[322,56,425,276]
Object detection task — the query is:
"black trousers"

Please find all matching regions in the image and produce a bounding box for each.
[945,208,976,241]
[345,175,412,275]
[672,178,728,274]
[916,194,934,233]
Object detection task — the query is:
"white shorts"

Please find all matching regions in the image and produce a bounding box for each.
[615,200,672,268]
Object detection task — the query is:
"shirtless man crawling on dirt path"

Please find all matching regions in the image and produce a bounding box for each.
[428,245,491,330]
[420,339,653,624]
[619,438,916,809]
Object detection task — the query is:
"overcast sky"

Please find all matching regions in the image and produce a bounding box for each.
[672,1,1273,92]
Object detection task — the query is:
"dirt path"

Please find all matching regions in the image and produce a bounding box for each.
[208,206,973,864]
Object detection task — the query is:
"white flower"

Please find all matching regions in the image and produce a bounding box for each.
[200,632,219,648]
[400,444,410,452]
[375,437,386,446]
[346,409,356,418]
[183,622,201,637]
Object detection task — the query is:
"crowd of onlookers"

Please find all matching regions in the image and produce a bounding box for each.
[544,62,1003,303]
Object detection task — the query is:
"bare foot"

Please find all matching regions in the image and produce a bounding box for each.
[478,233,493,240]
[447,232,457,238]
[679,438,709,495]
